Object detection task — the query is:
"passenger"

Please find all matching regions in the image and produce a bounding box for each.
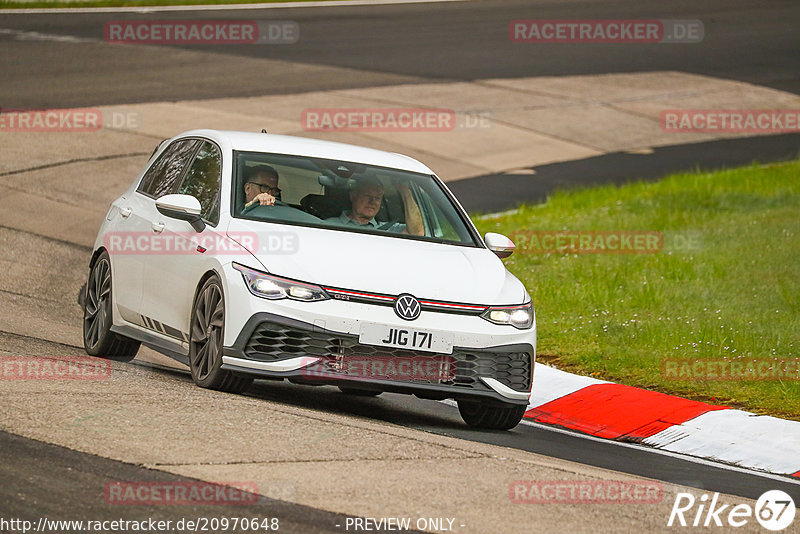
[325,178,424,236]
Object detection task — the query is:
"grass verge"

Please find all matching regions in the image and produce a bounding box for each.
[473,160,800,420]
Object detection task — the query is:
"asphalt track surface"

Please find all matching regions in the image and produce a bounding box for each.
[451,132,800,212]
[2,347,799,526]
[0,0,799,107]
[1,0,800,528]
[0,430,399,533]
[1,0,798,211]
[4,340,799,523]
[243,378,800,503]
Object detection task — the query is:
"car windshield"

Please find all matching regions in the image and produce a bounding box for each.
[231,151,480,246]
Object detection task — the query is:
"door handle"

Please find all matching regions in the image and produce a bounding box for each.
[119,207,132,218]
[151,222,165,234]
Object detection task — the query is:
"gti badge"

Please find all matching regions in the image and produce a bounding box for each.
[394,294,421,321]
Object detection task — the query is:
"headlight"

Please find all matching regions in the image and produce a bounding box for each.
[481,302,534,329]
[233,263,329,302]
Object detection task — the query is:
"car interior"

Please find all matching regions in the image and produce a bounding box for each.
[234,154,407,226]
[229,151,477,245]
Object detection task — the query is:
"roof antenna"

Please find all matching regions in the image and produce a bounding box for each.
[261,128,268,134]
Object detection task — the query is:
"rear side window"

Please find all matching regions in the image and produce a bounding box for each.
[178,141,222,226]
[138,139,202,198]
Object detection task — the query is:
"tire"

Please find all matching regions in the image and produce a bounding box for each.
[457,399,526,430]
[188,276,253,394]
[82,251,140,362]
[338,386,382,397]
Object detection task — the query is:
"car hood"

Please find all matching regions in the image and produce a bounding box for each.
[226,221,528,305]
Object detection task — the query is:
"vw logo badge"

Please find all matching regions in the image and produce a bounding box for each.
[394,294,421,321]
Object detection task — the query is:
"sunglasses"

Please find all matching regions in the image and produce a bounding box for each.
[247,182,281,196]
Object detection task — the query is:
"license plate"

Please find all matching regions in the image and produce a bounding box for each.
[359,323,453,354]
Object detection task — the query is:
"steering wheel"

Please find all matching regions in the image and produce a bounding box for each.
[242,199,288,214]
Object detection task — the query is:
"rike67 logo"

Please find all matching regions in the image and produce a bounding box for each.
[668,490,796,531]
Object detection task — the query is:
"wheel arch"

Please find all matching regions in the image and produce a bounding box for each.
[88,247,108,271]
[192,268,224,307]
[82,247,109,309]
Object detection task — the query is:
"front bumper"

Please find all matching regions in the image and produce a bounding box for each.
[222,313,534,406]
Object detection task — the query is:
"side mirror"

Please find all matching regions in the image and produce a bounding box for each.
[484,232,515,259]
[156,194,205,232]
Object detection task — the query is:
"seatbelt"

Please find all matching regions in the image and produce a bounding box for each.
[378,221,396,231]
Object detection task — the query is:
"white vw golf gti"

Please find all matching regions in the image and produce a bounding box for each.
[83,130,536,429]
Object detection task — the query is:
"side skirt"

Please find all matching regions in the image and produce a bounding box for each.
[111,324,189,366]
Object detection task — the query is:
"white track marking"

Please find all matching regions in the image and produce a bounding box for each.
[0,28,93,42]
[518,417,800,486]
[439,396,800,483]
[644,409,800,475]
[1,0,469,15]
[524,366,800,476]
[474,208,519,220]
[527,364,609,408]
[445,364,800,479]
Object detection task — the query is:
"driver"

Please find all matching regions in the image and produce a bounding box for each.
[326,178,424,236]
[244,165,281,208]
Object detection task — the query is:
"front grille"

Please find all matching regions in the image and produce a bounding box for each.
[244,322,531,391]
[455,351,531,391]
